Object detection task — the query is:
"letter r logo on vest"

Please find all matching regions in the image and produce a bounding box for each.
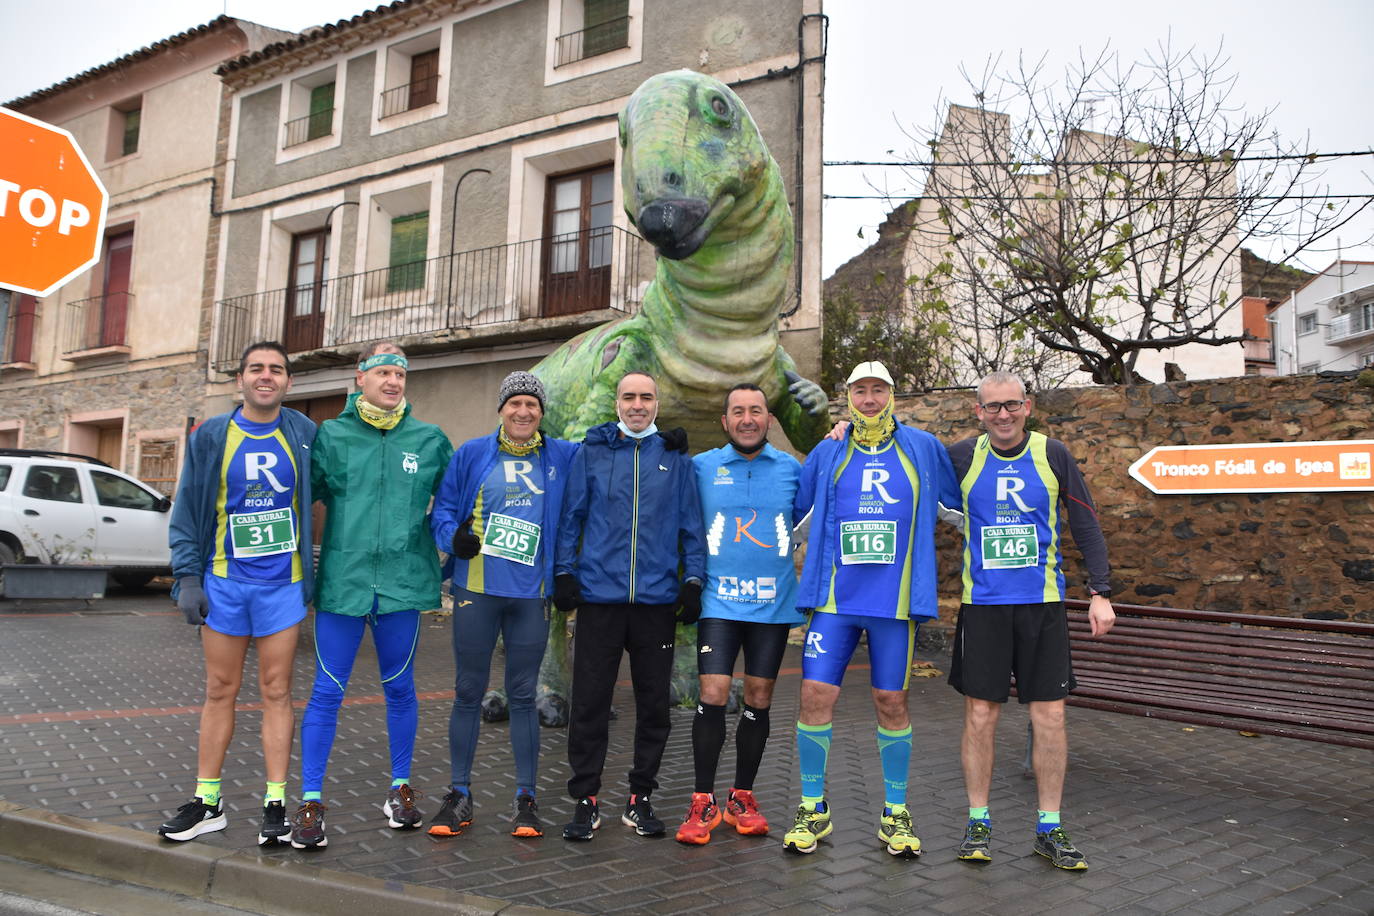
[995,475,1035,512]
[503,459,544,494]
[244,452,289,493]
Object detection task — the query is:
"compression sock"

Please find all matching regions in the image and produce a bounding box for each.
[692,702,727,794]
[733,704,770,791]
[195,778,222,806]
[392,777,409,788]
[876,725,912,808]
[796,721,832,806]
[264,781,286,806]
[1037,810,1061,833]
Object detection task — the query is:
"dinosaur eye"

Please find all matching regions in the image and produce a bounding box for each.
[701,92,733,127]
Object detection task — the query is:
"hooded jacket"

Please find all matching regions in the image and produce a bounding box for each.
[310,393,452,615]
[555,421,705,605]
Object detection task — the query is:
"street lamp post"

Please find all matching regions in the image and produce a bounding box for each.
[446,167,491,328]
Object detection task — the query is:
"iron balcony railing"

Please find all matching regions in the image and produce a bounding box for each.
[1326,303,1374,343]
[63,292,131,355]
[212,226,649,372]
[378,75,439,119]
[283,108,334,147]
[554,15,630,67]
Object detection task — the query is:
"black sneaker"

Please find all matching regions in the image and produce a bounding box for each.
[562,797,601,841]
[427,788,474,837]
[158,798,226,842]
[290,800,328,849]
[1034,825,1088,870]
[621,793,666,837]
[257,800,290,846]
[957,820,992,862]
[382,783,423,829]
[511,793,542,838]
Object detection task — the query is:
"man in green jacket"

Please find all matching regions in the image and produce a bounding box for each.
[290,342,452,849]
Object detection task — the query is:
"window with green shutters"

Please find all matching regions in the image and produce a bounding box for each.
[387,212,429,292]
[307,83,334,141]
[583,0,629,58]
[121,108,141,156]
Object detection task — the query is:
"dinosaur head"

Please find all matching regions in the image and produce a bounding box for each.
[619,70,769,261]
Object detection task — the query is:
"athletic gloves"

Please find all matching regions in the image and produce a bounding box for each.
[553,574,583,613]
[176,576,209,625]
[676,579,703,625]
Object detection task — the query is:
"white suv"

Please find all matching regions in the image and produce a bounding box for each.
[0,449,173,588]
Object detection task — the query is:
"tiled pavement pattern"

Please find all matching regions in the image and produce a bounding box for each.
[2,587,1372,914]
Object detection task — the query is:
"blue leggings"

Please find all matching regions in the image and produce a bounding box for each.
[449,586,548,792]
[301,607,420,794]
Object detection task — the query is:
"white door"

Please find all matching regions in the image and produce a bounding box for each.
[13,464,99,563]
[88,468,171,567]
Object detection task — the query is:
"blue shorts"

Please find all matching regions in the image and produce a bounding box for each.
[801,611,917,692]
[203,575,306,638]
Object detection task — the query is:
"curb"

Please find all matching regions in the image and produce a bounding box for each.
[0,801,565,916]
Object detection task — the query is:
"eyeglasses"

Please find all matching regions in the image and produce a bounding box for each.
[977,399,1026,415]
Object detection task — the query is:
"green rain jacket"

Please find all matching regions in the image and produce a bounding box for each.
[311,392,453,615]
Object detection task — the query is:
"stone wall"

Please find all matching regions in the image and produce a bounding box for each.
[896,371,1374,624]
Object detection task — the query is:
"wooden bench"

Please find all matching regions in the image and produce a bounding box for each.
[1057,600,1374,750]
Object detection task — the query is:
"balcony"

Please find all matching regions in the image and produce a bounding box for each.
[283,108,334,148]
[1325,303,1374,343]
[212,226,649,373]
[554,15,630,67]
[62,292,131,359]
[378,75,438,119]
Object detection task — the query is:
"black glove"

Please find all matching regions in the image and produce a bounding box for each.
[553,574,583,614]
[676,579,703,624]
[452,520,481,559]
[658,426,689,453]
[176,576,208,625]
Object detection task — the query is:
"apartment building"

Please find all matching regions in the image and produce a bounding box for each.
[1271,261,1374,374]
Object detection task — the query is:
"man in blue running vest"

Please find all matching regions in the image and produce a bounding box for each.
[947,371,1115,871]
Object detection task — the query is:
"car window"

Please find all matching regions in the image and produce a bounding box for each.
[0,464,10,491]
[22,465,84,503]
[91,470,161,511]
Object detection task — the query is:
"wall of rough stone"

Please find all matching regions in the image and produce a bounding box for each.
[895,371,1374,624]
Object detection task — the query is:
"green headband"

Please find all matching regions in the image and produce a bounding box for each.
[358,353,408,372]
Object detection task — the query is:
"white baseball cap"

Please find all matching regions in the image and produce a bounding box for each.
[846,360,895,386]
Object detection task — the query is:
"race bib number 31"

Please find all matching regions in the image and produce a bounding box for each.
[839,519,897,565]
[481,513,541,567]
[229,508,297,558]
[980,524,1039,569]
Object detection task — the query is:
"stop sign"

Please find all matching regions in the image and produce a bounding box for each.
[0,108,108,298]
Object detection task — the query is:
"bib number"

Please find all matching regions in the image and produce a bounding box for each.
[980,524,1038,569]
[481,513,541,567]
[839,519,897,565]
[229,508,297,558]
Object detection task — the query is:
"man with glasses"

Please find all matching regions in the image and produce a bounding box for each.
[947,371,1115,870]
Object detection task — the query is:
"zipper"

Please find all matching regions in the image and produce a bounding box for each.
[628,439,640,602]
[373,428,387,595]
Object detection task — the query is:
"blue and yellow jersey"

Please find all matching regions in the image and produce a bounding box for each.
[209,410,302,585]
[818,437,920,619]
[452,452,546,599]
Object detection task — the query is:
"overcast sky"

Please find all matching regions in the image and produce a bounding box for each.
[2,0,1370,277]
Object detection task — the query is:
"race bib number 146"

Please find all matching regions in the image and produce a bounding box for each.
[980,524,1039,569]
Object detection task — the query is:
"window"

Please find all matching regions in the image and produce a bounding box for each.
[1359,350,1374,368]
[122,108,141,156]
[279,65,343,157]
[545,0,643,86]
[91,470,160,511]
[557,0,630,65]
[379,31,443,120]
[285,229,329,352]
[1297,311,1317,336]
[543,165,614,315]
[23,466,82,504]
[107,98,142,159]
[0,465,11,491]
[136,437,180,498]
[4,294,37,364]
[1299,362,1319,374]
[95,231,132,348]
[387,212,429,293]
[285,82,335,147]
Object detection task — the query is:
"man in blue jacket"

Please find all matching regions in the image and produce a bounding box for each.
[160,341,316,847]
[554,370,706,841]
[784,360,959,858]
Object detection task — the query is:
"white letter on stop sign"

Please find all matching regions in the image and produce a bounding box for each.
[59,198,90,235]
[0,179,91,235]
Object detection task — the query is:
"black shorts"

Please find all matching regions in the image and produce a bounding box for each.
[696,617,791,680]
[948,602,1076,703]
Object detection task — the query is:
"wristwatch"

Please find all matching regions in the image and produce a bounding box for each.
[1089,589,1112,599]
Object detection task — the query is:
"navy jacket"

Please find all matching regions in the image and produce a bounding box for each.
[555,422,705,605]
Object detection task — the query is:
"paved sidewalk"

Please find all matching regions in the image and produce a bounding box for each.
[1,587,1372,914]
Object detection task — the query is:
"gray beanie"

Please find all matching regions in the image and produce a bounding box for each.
[498,371,545,411]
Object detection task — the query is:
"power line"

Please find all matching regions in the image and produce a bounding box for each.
[823,193,1374,201]
[823,150,1374,168]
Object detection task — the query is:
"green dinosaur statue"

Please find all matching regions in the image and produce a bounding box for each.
[522,70,829,727]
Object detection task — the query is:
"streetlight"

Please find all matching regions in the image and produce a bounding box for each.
[446,167,491,328]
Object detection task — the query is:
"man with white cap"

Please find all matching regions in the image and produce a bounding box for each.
[783,360,959,858]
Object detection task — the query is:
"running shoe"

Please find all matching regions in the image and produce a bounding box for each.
[878,806,922,858]
[158,798,226,842]
[511,793,542,838]
[1034,826,1088,870]
[562,796,601,841]
[675,792,722,845]
[723,788,769,836]
[381,783,423,830]
[290,800,328,849]
[957,820,992,862]
[621,793,666,836]
[428,788,474,837]
[782,801,832,854]
[257,800,291,846]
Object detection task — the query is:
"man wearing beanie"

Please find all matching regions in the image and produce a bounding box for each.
[783,360,958,858]
[290,342,452,850]
[428,369,579,838]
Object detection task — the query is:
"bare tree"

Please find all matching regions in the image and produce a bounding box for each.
[899,43,1371,384]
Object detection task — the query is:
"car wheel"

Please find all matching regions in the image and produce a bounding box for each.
[112,571,156,589]
[0,542,15,566]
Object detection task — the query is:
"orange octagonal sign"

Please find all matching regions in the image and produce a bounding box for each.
[0,108,108,298]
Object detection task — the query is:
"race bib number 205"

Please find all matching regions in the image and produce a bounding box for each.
[481,514,541,567]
